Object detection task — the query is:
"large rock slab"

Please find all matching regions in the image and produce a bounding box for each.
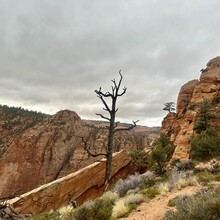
[8,150,131,215]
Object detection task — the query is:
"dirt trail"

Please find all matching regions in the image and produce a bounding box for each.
[120,186,202,220]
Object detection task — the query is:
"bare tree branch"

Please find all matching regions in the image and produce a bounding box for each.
[96,113,110,121]
[118,86,127,96]
[81,136,107,157]
[99,95,111,112]
[114,120,139,133]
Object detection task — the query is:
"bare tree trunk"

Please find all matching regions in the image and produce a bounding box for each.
[104,113,115,184]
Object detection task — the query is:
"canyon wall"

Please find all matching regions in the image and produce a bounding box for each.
[0,108,157,198]
[161,56,220,162]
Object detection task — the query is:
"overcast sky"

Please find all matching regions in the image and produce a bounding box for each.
[0,0,220,126]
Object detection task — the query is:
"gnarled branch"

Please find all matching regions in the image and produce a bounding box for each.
[81,136,107,157]
[114,120,139,133]
[96,113,110,121]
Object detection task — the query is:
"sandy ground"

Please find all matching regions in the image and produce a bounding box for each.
[120,186,202,220]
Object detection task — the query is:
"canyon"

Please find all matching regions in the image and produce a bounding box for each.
[0,106,158,199]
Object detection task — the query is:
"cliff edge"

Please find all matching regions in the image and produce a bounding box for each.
[161,56,220,162]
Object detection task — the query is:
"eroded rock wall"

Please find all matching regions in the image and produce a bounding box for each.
[0,108,155,198]
[8,150,131,215]
[161,56,220,162]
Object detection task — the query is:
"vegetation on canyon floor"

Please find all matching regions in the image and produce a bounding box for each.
[25,130,220,220]
[26,165,220,220]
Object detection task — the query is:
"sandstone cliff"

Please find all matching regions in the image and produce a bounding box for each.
[0,108,158,198]
[161,56,220,162]
[0,105,47,156]
[8,150,131,214]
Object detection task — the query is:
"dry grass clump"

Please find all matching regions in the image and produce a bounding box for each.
[112,200,129,219]
[158,169,199,192]
[163,186,220,220]
[124,193,145,206]
[157,182,170,195]
[58,205,73,217]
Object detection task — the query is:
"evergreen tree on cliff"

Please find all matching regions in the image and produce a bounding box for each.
[163,102,175,112]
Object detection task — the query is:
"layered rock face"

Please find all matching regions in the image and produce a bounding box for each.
[0,108,158,198]
[9,150,131,214]
[0,110,84,198]
[161,57,220,162]
[0,105,47,156]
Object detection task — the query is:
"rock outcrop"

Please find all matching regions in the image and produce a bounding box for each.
[0,110,84,198]
[0,107,158,198]
[161,56,220,162]
[8,150,131,215]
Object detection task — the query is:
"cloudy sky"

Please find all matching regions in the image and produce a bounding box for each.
[0,0,220,126]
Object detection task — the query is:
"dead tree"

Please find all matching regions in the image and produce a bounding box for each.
[83,71,138,186]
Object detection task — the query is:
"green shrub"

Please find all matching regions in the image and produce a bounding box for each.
[167,196,180,207]
[148,133,175,174]
[128,150,149,173]
[141,186,159,199]
[28,212,60,220]
[124,193,145,206]
[73,196,114,220]
[196,171,220,183]
[194,100,212,133]
[191,128,220,160]
[163,186,220,220]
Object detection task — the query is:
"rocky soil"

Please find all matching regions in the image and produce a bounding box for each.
[121,185,204,220]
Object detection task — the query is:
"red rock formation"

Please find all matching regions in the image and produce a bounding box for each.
[161,57,220,162]
[0,110,84,198]
[0,108,158,198]
[8,150,131,214]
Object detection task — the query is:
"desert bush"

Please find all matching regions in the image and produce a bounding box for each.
[196,171,220,183]
[167,195,183,207]
[124,193,145,206]
[193,100,212,133]
[58,205,73,217]
[128,150,149,173]
[113,171,156,197]
[168,169,198,189]
[191,128,220,160]
[155,169,199,194]
[148,133,175,174]
[101,191,118,203]
[141,186,159,199]
[170,158,195,171]
[163,186,220,220]
[27,212,60,220]
[72,196,113,220]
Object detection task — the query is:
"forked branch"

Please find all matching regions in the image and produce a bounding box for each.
[114,120,139,133]
[81,136,107,157]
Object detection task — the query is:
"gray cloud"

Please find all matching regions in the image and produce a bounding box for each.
[0,0,220,126]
